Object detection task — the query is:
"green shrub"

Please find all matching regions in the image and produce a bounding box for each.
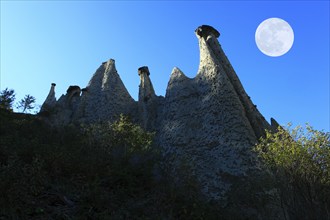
[254,124,330,220]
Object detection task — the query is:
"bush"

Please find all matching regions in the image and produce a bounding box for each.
[254,124,330,220]
[84,114,154,156]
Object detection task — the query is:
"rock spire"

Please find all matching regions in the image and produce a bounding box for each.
[74,59,136,123]
[138,66,156,102]
[40,83,56,113]
[158,25,272,201]
[196,25,272,138]
[137,66,162,130]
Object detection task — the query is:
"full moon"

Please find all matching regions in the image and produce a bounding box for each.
[255,18,294,57]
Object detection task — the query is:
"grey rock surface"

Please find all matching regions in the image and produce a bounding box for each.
[73,59,136,123]
[136,66,165,131]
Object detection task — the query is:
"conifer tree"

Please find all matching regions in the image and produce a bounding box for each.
[17,95,36,113]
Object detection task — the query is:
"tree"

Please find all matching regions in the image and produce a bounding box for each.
[254,124,330,220]
[17,95,36,113]
[0,88,15,110]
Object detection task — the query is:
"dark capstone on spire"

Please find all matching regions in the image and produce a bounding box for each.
[195,25,220,39]
[66,85,81,94]
[138,66,150,76]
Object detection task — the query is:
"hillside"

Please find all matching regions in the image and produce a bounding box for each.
[1,105,329,219]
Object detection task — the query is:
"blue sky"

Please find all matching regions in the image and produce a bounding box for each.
[1,1,329,131]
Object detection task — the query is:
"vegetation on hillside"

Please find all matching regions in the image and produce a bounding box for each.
[0,88,329,219]
[0,109,220,219]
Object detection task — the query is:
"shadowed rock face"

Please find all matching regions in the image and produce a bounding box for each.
[40,25,273,204]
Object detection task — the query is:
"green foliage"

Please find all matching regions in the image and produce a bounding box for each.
[84,114,154,156]
[0,88,15,110]
[255,124,330,219]
[17,94,36,113]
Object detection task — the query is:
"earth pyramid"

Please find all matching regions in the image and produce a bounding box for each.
[40,25,277,202]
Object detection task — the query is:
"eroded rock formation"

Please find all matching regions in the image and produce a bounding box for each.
[40,25,276,204]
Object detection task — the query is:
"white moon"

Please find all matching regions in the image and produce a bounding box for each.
[255,18,294,57]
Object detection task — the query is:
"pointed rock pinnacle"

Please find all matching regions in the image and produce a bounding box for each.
[138,66,158,130]
[75,59,135,122]
[40,83,57,112]
[138,66,155,102]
